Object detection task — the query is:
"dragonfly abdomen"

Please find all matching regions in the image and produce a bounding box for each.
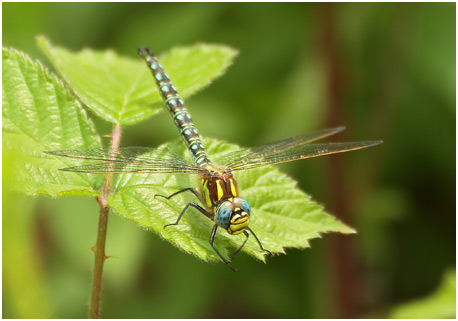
[138,47,211,166]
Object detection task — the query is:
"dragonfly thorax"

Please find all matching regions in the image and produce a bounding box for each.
[198,170,240,210]
[215,197,251,235]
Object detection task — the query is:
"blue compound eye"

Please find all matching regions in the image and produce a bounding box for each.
[215,201,233,228]
[241,199,251,214]
[234,197,251,215]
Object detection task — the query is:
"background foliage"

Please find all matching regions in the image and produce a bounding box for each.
[3,2,455,318]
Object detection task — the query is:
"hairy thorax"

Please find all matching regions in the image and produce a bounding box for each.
[197,166,240,215]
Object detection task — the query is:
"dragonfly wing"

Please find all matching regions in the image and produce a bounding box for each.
[217,127,346,166]
[59,161,206,174]
[45,146,158,161]
[45,146,205,174]
[228,141,383,171]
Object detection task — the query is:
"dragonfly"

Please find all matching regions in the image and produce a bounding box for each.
[46,47,382,271]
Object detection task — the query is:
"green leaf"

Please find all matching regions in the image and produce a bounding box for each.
[390,269,456,319]
[2,47,103,196]
[108,138,355,263]
[37,36,238,125]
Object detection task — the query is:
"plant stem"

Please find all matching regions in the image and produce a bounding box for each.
[89,124,122,319]
[319,4,361,317]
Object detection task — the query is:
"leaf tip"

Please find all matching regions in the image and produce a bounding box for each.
[35,34,53,54]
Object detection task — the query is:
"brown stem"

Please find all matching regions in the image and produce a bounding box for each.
[318,3,362,318]
[89,124,122,319]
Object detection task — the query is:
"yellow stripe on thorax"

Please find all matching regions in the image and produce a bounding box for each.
[200,178,212,208]
[229,178,238,196]
[216,180,224,200]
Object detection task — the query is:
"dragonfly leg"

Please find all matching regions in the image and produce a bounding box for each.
[164,202,212,228]
[155,187,201,201]
[210,225,237,272]
[246,227,272,256]
[229,230,250,262]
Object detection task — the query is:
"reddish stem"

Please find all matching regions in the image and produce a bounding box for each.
[89,124,122,318]
[318,3,363,318]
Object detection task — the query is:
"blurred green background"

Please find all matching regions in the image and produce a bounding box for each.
[3,2,455,318]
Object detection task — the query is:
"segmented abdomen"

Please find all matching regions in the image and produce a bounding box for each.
[139,47,211,166]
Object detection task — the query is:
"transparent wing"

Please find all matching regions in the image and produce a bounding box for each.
[44,146,207,174]
[227,141,383,171]
[215,127,345,166]
[46,146,167,161]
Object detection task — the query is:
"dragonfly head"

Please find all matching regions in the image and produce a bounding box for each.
[215,197,251,235]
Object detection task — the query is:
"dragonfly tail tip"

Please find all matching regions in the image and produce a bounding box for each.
[138,46,154,57]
